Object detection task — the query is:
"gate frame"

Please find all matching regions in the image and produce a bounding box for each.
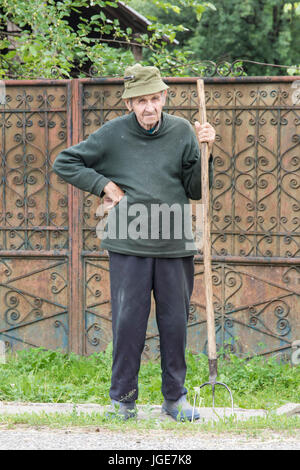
[1,75,299,356]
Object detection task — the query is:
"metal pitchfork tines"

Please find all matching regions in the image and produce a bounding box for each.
[192,360,234,421]
[192,79,234,421]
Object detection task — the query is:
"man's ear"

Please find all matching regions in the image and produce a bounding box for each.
[161,90,167,105]
[124,99,132,112]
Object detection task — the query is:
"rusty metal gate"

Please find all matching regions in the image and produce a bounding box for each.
[0,76,299,360]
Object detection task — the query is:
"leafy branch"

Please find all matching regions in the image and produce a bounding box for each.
[0,0,219,78]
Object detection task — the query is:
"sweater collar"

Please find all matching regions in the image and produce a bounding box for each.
[131,112,165,136]
[145,120,161,134]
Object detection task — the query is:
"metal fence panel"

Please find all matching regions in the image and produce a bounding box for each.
[0,81,71,353]
[1,77,299,361]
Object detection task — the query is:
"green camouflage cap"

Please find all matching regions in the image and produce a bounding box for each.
[122,63,169,99]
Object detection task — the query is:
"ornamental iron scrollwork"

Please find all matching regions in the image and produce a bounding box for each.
[81,79,300,257]
[0,85,69,251]
[1,78,299,358]
[0,258,68,351]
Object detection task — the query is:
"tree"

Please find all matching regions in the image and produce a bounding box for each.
[187,0,300,75]
[0,0,217,78]
[130,0,300,76]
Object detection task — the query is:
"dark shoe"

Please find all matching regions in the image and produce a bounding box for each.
[162,395,200,422]
[106,399,137,420]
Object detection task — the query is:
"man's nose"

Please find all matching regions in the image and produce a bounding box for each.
[145,101,155,111]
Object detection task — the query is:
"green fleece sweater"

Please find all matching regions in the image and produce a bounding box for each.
[52,111,213,257]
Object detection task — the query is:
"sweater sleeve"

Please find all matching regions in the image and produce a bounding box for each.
[182,127,213,200]
[52,128,111,197]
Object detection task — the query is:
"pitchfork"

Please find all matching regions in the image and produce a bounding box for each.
[192,79,234,421]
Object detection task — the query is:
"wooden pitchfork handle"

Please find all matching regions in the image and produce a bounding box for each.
[196,79,218,380]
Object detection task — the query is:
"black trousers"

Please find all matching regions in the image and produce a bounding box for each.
[108,251,194,402]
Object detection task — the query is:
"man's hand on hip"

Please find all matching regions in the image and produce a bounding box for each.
[102,181,125,212]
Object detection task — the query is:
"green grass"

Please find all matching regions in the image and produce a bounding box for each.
[0,345,299,434]
[0,344,299,412]
[0,410,299,436]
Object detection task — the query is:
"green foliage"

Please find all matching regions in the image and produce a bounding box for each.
[149,0,216,20]
[0,346,300,410]
[0,0,299,77]
[0,346,113,403]
[184,350,300,410]
[0,0,216,78]
[130,0,300,76]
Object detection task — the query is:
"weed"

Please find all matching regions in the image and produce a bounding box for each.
[0,345,299,412]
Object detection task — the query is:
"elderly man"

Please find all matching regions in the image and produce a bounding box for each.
[52,64,215,421]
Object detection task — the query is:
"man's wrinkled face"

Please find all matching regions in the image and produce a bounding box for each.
[125,91,167,130]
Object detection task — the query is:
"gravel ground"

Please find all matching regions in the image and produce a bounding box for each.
[0,402,299,450]
[0,426,299,450]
